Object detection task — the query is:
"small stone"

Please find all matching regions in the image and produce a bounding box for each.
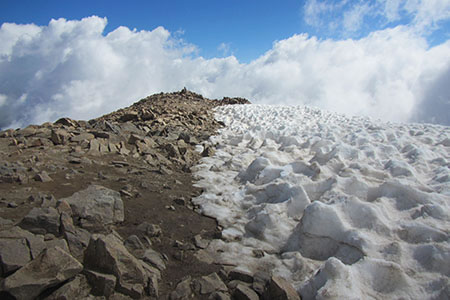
[193,234,209,249]
[34,171,53,182]
[173,197,186,206]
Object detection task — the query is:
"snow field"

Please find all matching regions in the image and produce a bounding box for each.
[192,104,450,299]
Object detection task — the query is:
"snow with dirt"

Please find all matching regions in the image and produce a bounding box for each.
[193,104,450,299]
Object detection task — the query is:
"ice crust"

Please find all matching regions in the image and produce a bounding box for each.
[193,104,450,300]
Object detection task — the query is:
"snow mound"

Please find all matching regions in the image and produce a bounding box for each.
[193,104,450,299]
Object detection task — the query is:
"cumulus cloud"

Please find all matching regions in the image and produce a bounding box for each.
[0,15,449,129]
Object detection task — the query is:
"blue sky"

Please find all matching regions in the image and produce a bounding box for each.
[0,0,449,128]
[1,0,305,62]
[2,0,448,62]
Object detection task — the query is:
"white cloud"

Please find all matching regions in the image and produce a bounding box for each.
[304,0,450,36]
[0,16,449,129]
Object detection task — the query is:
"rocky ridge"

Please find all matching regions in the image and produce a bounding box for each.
[0,89,300,299]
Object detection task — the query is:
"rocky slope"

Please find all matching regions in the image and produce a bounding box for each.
[0,89,299,299]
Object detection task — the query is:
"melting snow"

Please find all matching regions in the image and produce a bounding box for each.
[193,104,450,300]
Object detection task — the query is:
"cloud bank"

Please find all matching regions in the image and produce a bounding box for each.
[0,15,449,129]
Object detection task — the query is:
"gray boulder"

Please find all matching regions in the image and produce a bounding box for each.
[0,247,83,300]
[18,207,60,235]
[84,233,155,298]
[62,185,124,227]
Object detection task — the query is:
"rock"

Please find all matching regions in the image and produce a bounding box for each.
[194,273,228,295]
[210,291,232,300]
[55,117,79,127]
[201,146,215,157]
[137,222,162,237]
[124,235,145,251]
[45,238,70,253]
[0,226,46,260]
[120,112,139,122]
[71,132,95,142]
[89,139,101,154]
[142,248,166,271]
[229,269,254,283]
[62,185,124,227]
[264,276,300,300]
[0,238,31,276]
[193,234,209,249]
[84,269,117,297]
[47,274,91,300]
[64,228,91,259]
[234,284,259,300]
[56,199,73,216]
[0,247,83,300]
[128,133,143,145]
[18,207,60,235]
[169,276,193,300]
[83,233,151,298]
[51,128,70,145]
[34,171,53,182]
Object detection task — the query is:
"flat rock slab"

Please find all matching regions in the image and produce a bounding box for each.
[0,246,83,300]
[62,185,124,226]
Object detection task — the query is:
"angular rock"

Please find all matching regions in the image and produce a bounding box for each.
[124,235,145,251]
[264,276,300,300]
[55,117,79,127]
[84,269,117,297]
[18,207,60,235]
[170,276,193,300]
[234,284,259,300]
[194,273,227,295]
[229,269,254,283]
[34,171,53,182]
[137,222,162,237]
[120,112,139,122]
[0,247,83,300]
[0,238,31,276]
[62,185,124,227]
[64,228,91,259]
[142,248,166,271]
[51,128,71,145]
[70,132,95,143]
[84,233,150,298]
[47,274,91,300]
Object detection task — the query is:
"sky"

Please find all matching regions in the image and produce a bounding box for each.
[0,0,449,129]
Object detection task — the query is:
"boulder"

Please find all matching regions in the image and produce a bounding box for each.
[51,128,70,145]
[142,248,166,271]
[70,132,95,143]
[0,238,31,276]
[84,269,117,297]
[18,207,60,235]
[234,284,259,300]
[264,276,300,300]
[0,247,83,300]
[62,185,124,227]
[169,276,193,300]
[84,233,152,298]
[47,274,91,300]
[120,112,139,122]
[229,269,254,283]
[55,117,79,127]
[194,272,227,295]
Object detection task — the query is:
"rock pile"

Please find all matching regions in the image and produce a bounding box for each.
[0,90,299,299]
